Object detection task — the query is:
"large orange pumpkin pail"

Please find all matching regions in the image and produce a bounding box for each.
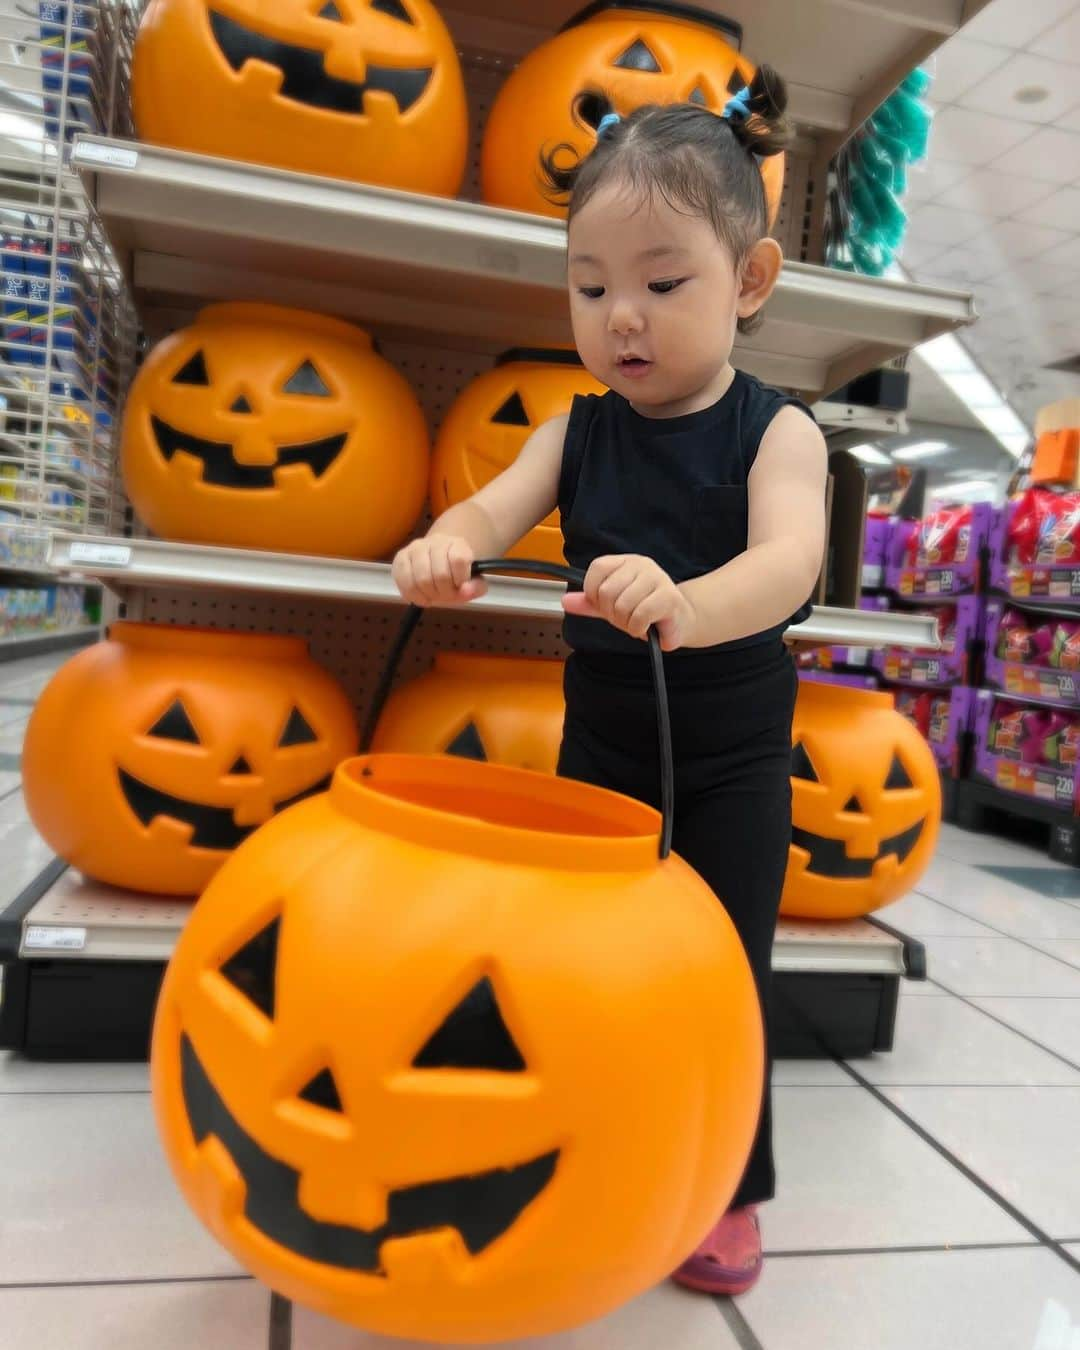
[430,350,607,568]
[480,2,785,226]
[372,652,566,773]
[782,680,941,920]
[22,622,358,896]
[122,304,429,560]
[151,560,765,1342]
[132,0,468,196]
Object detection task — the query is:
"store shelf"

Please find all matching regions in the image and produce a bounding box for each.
[443,0,991,143]
[10,867,909,975]
[773,915,907,976]
[0,625,99,661]
[72,137,975,398]
[48,532,941,649]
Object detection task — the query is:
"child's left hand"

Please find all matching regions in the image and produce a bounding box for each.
[562,554,697,651]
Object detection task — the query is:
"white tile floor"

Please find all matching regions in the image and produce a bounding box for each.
[1,649,1079,1349]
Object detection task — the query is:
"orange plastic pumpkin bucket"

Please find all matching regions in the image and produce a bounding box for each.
[782,680,941,919]
[151,560,765,1342]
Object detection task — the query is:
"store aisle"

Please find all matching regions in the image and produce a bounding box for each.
[1,649,1079,1350]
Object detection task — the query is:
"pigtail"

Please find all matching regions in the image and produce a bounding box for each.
[539,88,618,205]
[729,64,792,159]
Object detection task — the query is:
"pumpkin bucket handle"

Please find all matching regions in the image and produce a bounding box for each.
[361,558,675,860]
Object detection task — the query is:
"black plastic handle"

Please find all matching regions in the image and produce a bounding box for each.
[361,558,674,859]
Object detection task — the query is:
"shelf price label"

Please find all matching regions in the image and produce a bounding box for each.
[25,925,86,951]
[68,542,132,568]
[73,141,139,170]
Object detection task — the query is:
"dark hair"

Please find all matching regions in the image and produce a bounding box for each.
[541,66,791,335]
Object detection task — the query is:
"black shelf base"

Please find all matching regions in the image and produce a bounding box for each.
[0,954,903,1062]
[956,776,1080,867]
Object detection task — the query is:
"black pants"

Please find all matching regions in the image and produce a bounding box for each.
[557,641,797,1209]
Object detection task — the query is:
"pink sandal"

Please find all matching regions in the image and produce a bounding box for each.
[672,1206,763,1296]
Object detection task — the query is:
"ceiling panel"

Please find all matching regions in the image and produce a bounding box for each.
[956,50,1080,123]
[991,124,1080,181]
[1013,185,1080,229]
[929,104,1036,162]
[904,1,1080,430]
[960,0,1076,49]
[926,37,1010,102]
[934,165,1057,216]
[1028,7,1080,61]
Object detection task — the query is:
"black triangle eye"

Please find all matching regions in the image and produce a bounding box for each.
[491,392,529,427]
[318,0,343,18]
[885,755,914,790]
[727,71,747,95]
[413,977,526,1072]
[220,916,280,1020]
[791,742,818,783]
[283,360,331,397]
[172,350,210,386]
[299,1067,344,1112]
[371,0,413,22]
[446,722,486,761]
[279,707,318,747]
[843,794,865,814]
[613,39,660,72]
[689,85,707,106]
[147,699,200,744]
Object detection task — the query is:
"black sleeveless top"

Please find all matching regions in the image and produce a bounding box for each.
[558,371,816,659]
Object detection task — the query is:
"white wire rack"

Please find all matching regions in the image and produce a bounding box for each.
[0,1,137,537]
[0,2,137,642]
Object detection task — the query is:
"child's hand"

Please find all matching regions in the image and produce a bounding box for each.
[563,554,697,651]
[392,535,488,607]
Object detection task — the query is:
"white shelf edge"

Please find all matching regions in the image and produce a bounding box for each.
[73,137,976,395]
[48,532,940,650]
[14,869,907,974]
[0,624,100,653]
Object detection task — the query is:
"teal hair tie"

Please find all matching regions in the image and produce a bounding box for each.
[596,111,621,139]
[722,86,752,123]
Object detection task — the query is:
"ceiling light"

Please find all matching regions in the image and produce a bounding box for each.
[931,478,998,501]
[892,268,1033,460]
[845,443,892,467]
[891,440,949,461]
[998,431,1030,457]
[912,331,1031,459]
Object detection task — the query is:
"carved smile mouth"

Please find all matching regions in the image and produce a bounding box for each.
[151,415,346,490]
[180,1035,560,1271]
[791,819,925,879]
[209,10,433,114]
[118,769,331,850]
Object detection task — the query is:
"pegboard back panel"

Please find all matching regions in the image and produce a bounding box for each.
[128,587,569,731]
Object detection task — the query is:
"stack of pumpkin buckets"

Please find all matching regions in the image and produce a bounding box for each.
[21,2,941,1341]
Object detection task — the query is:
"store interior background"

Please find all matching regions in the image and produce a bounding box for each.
[0,1,1079,1348]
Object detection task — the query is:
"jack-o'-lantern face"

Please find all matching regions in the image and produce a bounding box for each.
[22,623,358,896]
[122,304,429,560]
[431,351,606,566]
[372,654,566,772]
[151,754,765,1340]
[132,0,467,195]
[481,2,784,225]
[781,682,940,920]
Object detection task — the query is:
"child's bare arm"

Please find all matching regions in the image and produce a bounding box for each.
[393,413,567,606]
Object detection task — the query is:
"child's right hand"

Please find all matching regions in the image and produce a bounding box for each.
[391,535,488,607]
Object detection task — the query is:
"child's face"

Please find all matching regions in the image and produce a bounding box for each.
[567,179,775,414]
